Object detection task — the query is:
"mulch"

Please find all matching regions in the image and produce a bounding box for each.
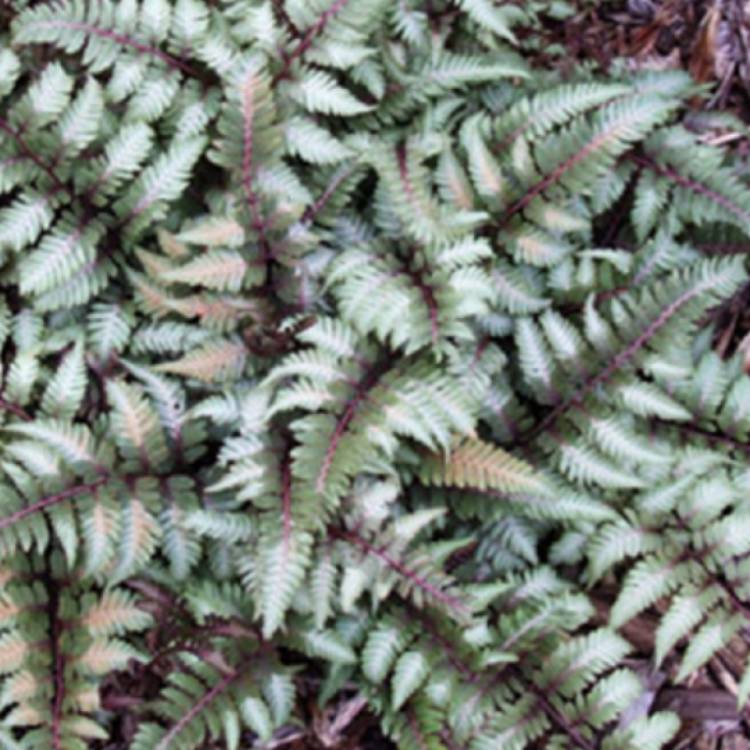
[557,0,750,114]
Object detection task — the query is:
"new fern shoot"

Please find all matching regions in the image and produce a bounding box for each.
[0,0,749,748]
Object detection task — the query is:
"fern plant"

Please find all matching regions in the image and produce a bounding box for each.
[1,0,750,748]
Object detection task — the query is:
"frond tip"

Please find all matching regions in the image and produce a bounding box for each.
[419,438,548,493]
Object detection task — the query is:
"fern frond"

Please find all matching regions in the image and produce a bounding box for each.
[420,439,547,494]
[155,340,247,382]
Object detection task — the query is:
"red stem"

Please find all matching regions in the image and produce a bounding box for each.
[499,128,617,227]
[0,478,107,532]
[273,0,351,83]
[316,361,387,493]
[0,397,32,421]
[631,153,750,227]
[404,263,440,346]
[518,284,705,444]
[654,418,750,455]
[0,118,68,195]
[511,666,597,750]
[332,527,469,616]
[302,166,355,225]
[154,658,253,750]
[29,20,199,77]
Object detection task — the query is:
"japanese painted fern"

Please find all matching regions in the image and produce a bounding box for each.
[0,1,749,748]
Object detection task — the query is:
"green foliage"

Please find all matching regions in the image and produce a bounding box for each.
[1,0,750,747]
